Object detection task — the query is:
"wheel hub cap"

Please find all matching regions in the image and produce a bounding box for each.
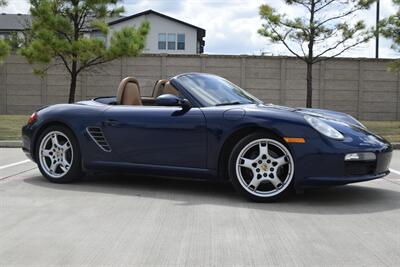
[260,163,268,172]
[38,131,73,179]
[236,138,294,197]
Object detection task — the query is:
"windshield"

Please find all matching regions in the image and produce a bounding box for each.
[175,73,262,107]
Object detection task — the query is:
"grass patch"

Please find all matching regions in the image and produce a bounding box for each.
[0,115,399,143]
[362,121,400,143]
[0,115,28,140]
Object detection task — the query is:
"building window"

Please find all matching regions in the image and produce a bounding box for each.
[158,33,166,50]
[177,33,185,50]
[91,31,106,44]
[0,32,10,39]
[167,33,176,50]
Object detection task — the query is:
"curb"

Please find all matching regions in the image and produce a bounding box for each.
[0,140,22,148]
[0,141,399,149]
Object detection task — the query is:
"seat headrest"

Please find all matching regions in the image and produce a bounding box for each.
[152,79,168,97]
[116,77,141,105]
[164,82,179,96]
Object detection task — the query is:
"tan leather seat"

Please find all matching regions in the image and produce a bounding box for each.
[152,79,168,97]
[152,79,180,98]
[116,77,142,105]
[163,82,179,96]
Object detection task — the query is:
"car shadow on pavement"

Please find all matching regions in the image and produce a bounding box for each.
[24,173,400,215]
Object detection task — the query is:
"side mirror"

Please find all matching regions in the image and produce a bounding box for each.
[156,94,191,110]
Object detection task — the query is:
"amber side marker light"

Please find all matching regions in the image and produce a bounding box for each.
[284,137,305,143]
[27,112,38,125]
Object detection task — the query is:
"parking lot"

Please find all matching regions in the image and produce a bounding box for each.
[0,148,399,266]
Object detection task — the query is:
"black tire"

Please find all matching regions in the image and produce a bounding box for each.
[35,125,84,183]
[228,132,295,202]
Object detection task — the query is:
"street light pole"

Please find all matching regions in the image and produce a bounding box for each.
[376,0,380,59]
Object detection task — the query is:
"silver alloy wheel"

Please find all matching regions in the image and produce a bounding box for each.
[235,138,294,197]
[38,131,73,179]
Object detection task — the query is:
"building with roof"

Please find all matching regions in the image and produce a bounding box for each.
[0,13,30,39]
[107,10,206,54]
[0,10,206,54]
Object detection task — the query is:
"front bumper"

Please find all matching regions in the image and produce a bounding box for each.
[296,150,392,187]
[292,133,393,187]
[21,124,36,162]
[300,170,390,186]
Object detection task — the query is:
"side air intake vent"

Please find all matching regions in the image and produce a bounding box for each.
[86,127,111,152]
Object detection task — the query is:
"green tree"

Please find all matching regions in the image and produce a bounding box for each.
[258,0,375,108]
[0,0,10,62]
[381,0,400,72]
[5,32,25,51]
[21,0,149,103]
[0,41,10,62]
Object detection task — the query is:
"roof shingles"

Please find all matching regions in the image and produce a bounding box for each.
[0,14,31,31]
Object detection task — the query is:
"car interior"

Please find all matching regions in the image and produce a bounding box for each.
[115,77,181,106]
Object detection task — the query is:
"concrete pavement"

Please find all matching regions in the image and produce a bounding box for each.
[0,148,399,266]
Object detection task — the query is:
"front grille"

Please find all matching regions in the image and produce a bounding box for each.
[345,161,376,176]
[86,127,111,152]
[345,151,392,176]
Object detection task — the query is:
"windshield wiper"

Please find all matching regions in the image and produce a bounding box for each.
[216,101,242,106]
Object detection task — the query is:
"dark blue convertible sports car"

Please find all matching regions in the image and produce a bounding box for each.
[22,73,393,202]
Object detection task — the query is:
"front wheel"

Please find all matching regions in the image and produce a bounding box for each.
[228,133,295,202]
[36,125,83,183]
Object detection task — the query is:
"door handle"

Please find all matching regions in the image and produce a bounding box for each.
[103,119,119,127]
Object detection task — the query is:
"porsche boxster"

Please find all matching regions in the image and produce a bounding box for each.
[22,73,393,201]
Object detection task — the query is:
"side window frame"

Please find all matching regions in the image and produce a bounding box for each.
[158,33,166,50]
[177,33,185,50]
[167,33,176,50]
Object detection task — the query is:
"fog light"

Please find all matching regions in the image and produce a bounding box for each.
[345,152,376,161]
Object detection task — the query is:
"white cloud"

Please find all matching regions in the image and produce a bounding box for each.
[1,0,399,58]
[0,0,30,13]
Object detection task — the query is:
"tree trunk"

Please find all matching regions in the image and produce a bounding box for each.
[306,62,313,108]
[68,73,77,103]
[68,60,78,103]
[306,0,315,108]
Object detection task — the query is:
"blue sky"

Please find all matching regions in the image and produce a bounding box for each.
[2,0,399,58]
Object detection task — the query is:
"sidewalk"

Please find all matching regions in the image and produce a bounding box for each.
[0,141,22,148]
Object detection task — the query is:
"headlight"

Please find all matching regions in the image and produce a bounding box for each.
[304,115,344,140]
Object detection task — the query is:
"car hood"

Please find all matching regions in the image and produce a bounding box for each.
[259,104,365,128]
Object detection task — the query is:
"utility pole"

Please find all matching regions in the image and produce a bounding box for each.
[375,0,380,58]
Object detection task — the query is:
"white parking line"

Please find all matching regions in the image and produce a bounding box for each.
[0,160,31,170]
[390,168,400,176]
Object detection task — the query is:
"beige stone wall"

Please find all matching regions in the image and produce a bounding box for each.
[0,54,399,120]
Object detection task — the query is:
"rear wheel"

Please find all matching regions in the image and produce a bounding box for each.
[228,133,295,202]
[36,125,83,183]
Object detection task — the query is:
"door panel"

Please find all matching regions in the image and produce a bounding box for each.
[102,106,207,169]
